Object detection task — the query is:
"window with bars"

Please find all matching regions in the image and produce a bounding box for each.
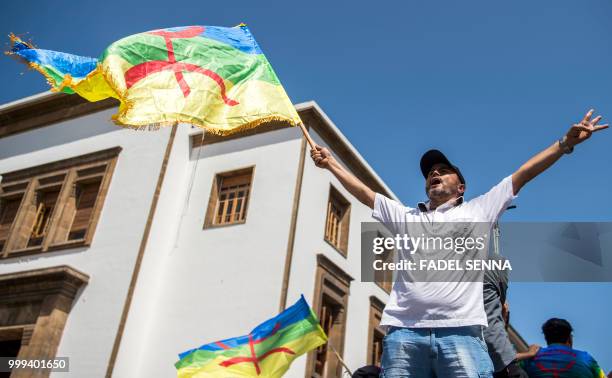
[314,294,340,377]
[324,186,350,256]
[204,167,254,228]
[0,148,119,258]
[28,185,62,247]
[307,254,352,378]
[374,232,394,293]
[368,297,386,367]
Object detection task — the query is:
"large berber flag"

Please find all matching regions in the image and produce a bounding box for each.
[8,24,301,134]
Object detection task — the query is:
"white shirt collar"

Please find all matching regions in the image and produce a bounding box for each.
[417,196,464,212]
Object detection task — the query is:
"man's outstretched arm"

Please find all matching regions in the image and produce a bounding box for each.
[512,109,608,195]
[310,145,376,209]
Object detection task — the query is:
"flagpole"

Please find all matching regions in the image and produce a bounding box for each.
[328,343,353,377]
[298,123,316,150]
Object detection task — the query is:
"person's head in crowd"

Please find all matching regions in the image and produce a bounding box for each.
[420,150,465,207]
[352,365,380,378]
[542,318,573,346]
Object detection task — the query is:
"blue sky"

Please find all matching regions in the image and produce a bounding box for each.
[2,0,611,372]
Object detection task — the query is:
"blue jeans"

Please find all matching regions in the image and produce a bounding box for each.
[381,326,493,378]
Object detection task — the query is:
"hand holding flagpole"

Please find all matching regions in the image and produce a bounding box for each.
[299,123,316,150]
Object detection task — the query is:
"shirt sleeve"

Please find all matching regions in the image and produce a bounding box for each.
[372,193,407,235]
[587,354,606,378]
[469,175,517,223]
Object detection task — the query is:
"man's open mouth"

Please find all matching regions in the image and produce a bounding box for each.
[430,177,442,186]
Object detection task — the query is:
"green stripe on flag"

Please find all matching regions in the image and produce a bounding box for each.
[100,34,281,85]
[175,314,324,370]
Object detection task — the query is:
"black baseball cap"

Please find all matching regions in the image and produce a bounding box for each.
[420,149,465,184]
[352,365,381,378]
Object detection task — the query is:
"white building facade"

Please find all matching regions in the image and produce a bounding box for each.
[0,93,397,378]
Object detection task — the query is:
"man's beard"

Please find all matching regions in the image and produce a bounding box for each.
[428,185,457,202]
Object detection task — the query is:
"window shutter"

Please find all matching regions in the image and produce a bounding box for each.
[68,181,102,240]
[0,197,23,250]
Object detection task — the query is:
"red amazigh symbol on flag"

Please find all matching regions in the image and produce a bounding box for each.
[124,26,239,105]
[535,349,577,378]
[218,323,295,375]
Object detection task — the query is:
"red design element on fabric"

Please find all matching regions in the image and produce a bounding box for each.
[534,349,577,378]
[124,26,239,105]
[215,341,230,350]
[218,323,295,375]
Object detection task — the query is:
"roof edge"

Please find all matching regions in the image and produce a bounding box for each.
[0,93,397,199]
[295,100,398,201]
[0,91,58,112]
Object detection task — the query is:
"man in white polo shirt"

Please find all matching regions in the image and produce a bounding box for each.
[310,109,607,377]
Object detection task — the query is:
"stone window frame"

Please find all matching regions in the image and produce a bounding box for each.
[373,231,394,294]
[367,296,386,367]
[0,265,89,375]
[0,147,120,258]
[306,254,353,378]
[323,186,351,257]
[203,166,255,229]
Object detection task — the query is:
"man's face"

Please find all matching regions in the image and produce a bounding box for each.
[425,163,465,202]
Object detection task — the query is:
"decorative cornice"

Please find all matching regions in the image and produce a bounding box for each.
[0,265,89,304]
[316,253,354,287]
[369,295,385,311]
[1,147,122,183]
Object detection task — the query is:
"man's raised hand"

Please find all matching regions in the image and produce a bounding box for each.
[309,144,375,208]
[310,145,333,169]
[565,109,609,147]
